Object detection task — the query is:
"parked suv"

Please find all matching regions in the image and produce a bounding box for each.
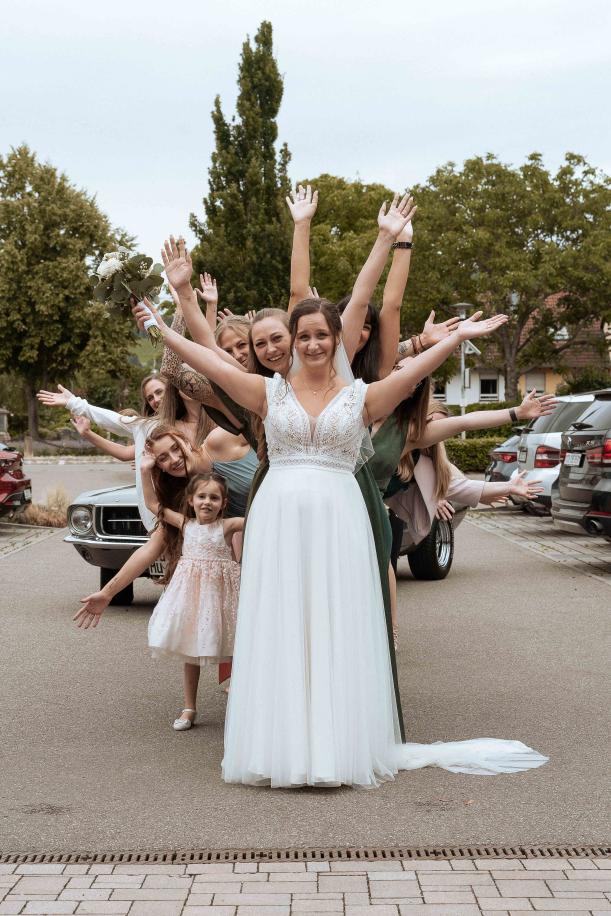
[511,394,594,511]
[65,484,163,605]
[551,389,611,540]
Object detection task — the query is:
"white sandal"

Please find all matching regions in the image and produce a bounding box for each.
[173,708,196,731]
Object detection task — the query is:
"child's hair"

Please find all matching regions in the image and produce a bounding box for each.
[160,471,228,584]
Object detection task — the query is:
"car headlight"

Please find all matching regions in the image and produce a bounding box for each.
[69,506,93,535]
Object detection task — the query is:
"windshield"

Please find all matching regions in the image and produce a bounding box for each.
[529,399,594,435]
[569,397,611,431]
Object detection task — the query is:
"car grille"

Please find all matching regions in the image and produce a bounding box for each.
[98,506,147,539]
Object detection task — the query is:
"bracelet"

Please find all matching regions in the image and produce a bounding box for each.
[418,334,424,352]
[392,241,413,250]
[508,407,518,423]
[410,335,421,355]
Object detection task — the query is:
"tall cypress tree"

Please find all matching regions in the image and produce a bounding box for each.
[190,21,291,311]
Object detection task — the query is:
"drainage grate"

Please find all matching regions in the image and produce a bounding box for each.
[0,845,609,865]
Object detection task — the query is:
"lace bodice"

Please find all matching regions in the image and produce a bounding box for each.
[180,519,234,563]
[263,374,368,473]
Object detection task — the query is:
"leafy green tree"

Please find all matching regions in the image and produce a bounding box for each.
[0,145,136,438]
[405,153,611,398]
[190,21,292,311]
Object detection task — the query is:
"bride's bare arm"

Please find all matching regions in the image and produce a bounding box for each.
[364,313,508,423]
[134,300,267,416]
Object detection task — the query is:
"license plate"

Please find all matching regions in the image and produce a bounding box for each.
[564,452,583,467]
[148,559,166,578]
[518,448,527,463]
[24,488,32,499]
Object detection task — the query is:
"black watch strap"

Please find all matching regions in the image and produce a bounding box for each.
[509,407,518,423]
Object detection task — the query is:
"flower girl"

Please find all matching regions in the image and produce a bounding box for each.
[75,471,243,732]
[147,471,243,730]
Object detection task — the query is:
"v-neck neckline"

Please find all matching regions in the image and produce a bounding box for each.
[288,381,349,435]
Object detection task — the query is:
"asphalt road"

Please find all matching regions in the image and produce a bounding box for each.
[1,463,609,853]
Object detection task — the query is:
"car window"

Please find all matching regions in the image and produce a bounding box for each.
[570,397,611,431]
[528,400,592,435]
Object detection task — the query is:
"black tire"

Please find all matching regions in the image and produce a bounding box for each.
[407,518,454,580]
[99,567,134,606]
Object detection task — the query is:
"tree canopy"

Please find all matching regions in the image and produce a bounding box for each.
[190,21,292,312]
[0,144,137,437]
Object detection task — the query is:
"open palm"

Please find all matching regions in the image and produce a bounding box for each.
[73,592,109,629]
[161,236,193,290]
[286,184,319,224]
[459,312,508,341]
[378,192,417,238]
[37,384,74,408]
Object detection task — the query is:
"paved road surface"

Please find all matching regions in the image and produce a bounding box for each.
[1,463,609,852]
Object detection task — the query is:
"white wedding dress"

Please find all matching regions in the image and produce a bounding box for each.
[222,374,548,788]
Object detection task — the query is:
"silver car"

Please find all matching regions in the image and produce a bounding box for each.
[512,394,594,511]
[66,484,163,605]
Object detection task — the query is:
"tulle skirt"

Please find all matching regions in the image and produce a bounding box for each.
[222,464,547,788]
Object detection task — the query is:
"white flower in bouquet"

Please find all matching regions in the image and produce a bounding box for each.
[97,257,123,279]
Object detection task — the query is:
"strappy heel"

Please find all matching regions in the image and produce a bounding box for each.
[173,708,196,731]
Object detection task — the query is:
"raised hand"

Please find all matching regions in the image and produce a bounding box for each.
[509,469,544,501]
[132,297,168,335]
[518,389,558,420]
[37,384,74,408]
[160,236,193,292]
[70,415,91,436]
[286,184,319,224]
[196,272,218,308]
[73,591,110,629]
[140,449,156,473]
[378,193,418,239]
[421,310,461,348]
[396,218,414,244]
[457,311,508,341]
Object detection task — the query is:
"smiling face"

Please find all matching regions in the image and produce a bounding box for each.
[250,317,291,375]
[142,378,166,412]
[217,326,250,367]
[150,434,188,477]
[189,479,226,523]
[293,313,338,368]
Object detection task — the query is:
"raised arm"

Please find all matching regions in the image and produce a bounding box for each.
[161,237,244,370]
[134,300,267,416]
[378,219,414,378]
[73,527,166,629]
[364,312,508,423]
[197,273,218,330]
[70,416,136,462]
[397,311,462,361]
[286,184,318,314]
[411,389,557,450]
[342,193,417,363]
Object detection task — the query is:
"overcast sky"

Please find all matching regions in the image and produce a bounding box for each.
[2,0,609,257]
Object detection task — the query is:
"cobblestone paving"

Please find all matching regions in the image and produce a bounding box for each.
[1,857,610,914]
[466,508,611,586]
[0,523,57,559]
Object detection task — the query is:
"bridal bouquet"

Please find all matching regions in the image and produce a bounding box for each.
[91,247,165,344]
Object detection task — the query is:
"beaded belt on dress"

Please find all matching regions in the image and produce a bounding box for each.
[269,455,355,473]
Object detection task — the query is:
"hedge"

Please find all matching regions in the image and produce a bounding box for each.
[445,436,505,473]
[444,401,517,441]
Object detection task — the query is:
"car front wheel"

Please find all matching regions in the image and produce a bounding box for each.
[407,518,454,580]
[100,567,134,606]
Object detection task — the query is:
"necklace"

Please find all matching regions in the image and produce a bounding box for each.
[300,378,335,397]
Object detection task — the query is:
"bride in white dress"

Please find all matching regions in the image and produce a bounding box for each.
[139,292,548,788]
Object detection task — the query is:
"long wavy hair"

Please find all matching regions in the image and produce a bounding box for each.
[215,315,251,346]
[156,382,214,447]
[336,296,381,383]
[144,425,193,583]
[159,471,228,585]
[247,308,291,461]
[395,382,452,500]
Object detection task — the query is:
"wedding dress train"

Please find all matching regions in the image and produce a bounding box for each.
[222,374,547,787]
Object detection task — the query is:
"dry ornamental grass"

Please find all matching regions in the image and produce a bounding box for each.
[20,485,69,528]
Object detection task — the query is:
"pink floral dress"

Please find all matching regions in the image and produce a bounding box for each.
[148,519,240,665]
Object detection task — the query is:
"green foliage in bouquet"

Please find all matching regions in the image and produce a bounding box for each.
[91,247,165,342]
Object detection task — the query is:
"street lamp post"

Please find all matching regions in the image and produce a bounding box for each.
[452,302,481,440]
